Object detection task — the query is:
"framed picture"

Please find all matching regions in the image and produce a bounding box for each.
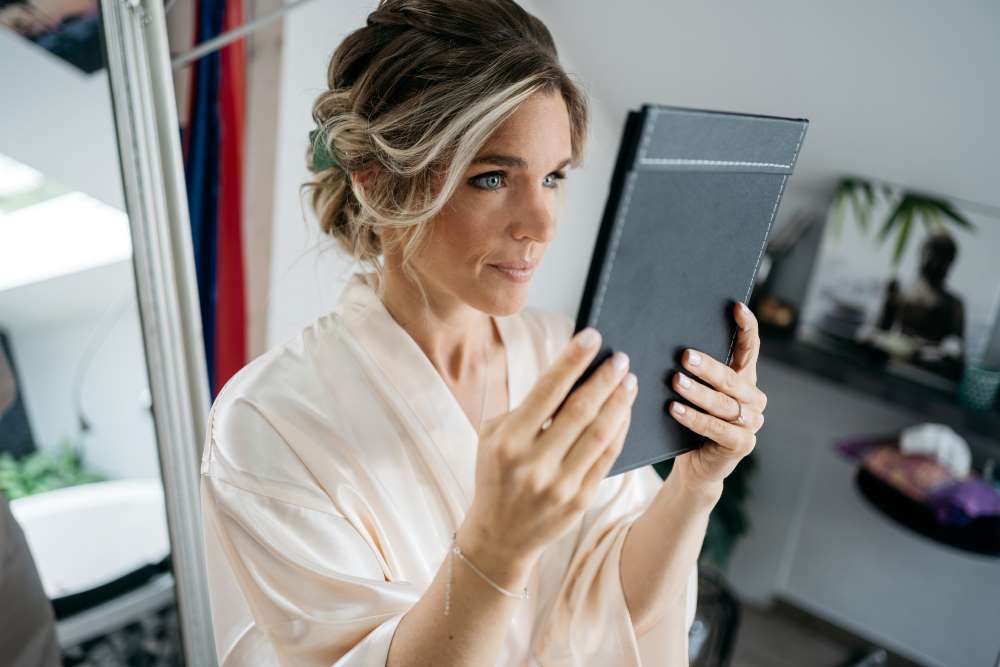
[798,176,1000,391]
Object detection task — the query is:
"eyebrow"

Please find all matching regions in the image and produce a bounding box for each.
[470,153,572,171]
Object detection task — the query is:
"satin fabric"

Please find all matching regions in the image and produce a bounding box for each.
[200,270,697,666]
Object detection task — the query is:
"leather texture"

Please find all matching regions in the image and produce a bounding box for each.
[572,105,808,476]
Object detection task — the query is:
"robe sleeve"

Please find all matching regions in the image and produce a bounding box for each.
[200,397,420,667]
[529,465,697,666]
[528,309,699,666]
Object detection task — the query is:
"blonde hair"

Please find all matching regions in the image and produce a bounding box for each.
[301,0,589,306]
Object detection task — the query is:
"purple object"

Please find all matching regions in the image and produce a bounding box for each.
[835,434,895,461]
[926,478,1000,526]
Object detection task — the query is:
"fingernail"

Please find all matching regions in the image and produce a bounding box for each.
[671,401,686,414]
[739,302,750,314]
[576,327,600,349]
[687,350,702,366]
[677,372,692,389]
[612,351,629,373]
[623,373,637,392]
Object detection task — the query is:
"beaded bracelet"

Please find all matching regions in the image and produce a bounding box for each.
[444,532,530,616]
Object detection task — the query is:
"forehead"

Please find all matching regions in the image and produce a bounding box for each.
[475,91,572,164]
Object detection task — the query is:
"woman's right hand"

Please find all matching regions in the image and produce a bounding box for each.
[458,327,637,582]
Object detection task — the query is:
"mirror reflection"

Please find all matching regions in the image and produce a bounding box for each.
[0,17,183,667]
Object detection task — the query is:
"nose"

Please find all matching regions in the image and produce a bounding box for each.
[512,183,558,245]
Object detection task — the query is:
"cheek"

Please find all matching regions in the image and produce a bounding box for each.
[433,193,503,262]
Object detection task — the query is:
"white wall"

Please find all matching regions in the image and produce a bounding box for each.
[265,0,373,349]
[0,29,125,210]
[533,0,1000,209]
[1,33,160,480]
[5,262,160,480]
[266,0,1000,350]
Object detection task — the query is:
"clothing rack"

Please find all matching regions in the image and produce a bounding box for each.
[170,0,319,70]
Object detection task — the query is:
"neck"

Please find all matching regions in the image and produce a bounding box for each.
[378,262,496,385]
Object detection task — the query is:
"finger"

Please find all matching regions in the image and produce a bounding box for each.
[732,302,760,381]
[513,327,604,437]
[681,348,765,408]
[673,370,742,422]
[672,372,766,429]
[703,403,764,433]
[535,351,631,462]
[668,401,756,455]
[562,372,636,477]
[576,404,631,503]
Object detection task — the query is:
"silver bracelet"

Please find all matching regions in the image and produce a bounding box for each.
[444,532,529,616]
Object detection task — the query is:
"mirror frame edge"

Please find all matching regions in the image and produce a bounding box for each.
[99,0,217,664]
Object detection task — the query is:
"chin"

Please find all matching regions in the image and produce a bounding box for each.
[481,286,528,318]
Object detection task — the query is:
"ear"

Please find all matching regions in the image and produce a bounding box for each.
[350,164,379,198]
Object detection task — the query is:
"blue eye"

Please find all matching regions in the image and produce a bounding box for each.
[544,172,567,188]
[469,171,567,192]
[472,172,505,190]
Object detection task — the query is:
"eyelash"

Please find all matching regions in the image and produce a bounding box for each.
[469,170,566,192]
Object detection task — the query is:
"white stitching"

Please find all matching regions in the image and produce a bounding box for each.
[641,158,791,169]
[590,172,637,324]
[741,119,806,306]
[637,106,659,162]
[639,107,797,169]
[592,107,659,324]
[724,119,808,363]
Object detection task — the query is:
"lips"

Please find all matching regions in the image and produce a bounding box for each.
[489,260,538,283]
[490,260,538,271]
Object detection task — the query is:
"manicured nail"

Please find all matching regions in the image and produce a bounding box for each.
[687,350,702,366]
[623,373,637,392]
[612,351,629,373]
[671,401,686,414]
[576,327,600,349]
[677,372,692,389]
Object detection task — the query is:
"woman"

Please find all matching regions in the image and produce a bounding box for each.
[200,1,767,665]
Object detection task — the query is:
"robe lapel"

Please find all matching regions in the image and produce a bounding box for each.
[332,271,535,522]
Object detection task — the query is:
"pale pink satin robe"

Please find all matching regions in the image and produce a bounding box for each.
[200,270,698,666]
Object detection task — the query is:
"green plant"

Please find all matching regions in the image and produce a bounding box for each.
[654,450,759,570]
[0,440,107,500]
[830,176,975,266]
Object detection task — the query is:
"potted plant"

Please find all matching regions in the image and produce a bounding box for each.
[829,176,975,266]
[0,439,106,500]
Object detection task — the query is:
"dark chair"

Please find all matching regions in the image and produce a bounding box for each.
[689,565,741,667]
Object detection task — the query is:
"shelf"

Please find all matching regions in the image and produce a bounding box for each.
[759,333,1000,444]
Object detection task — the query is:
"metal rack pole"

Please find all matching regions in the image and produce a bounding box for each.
[170,0,319,69]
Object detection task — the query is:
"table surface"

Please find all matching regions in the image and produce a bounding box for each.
[724,356,1000,667]
[780,440,1000,667]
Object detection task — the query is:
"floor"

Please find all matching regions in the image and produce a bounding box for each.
[61,602,182,667]
[730,600,925,667]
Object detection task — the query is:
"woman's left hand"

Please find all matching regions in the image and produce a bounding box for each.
[668,302,767,491]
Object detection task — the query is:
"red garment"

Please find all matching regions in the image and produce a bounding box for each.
[214,0,248,395]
